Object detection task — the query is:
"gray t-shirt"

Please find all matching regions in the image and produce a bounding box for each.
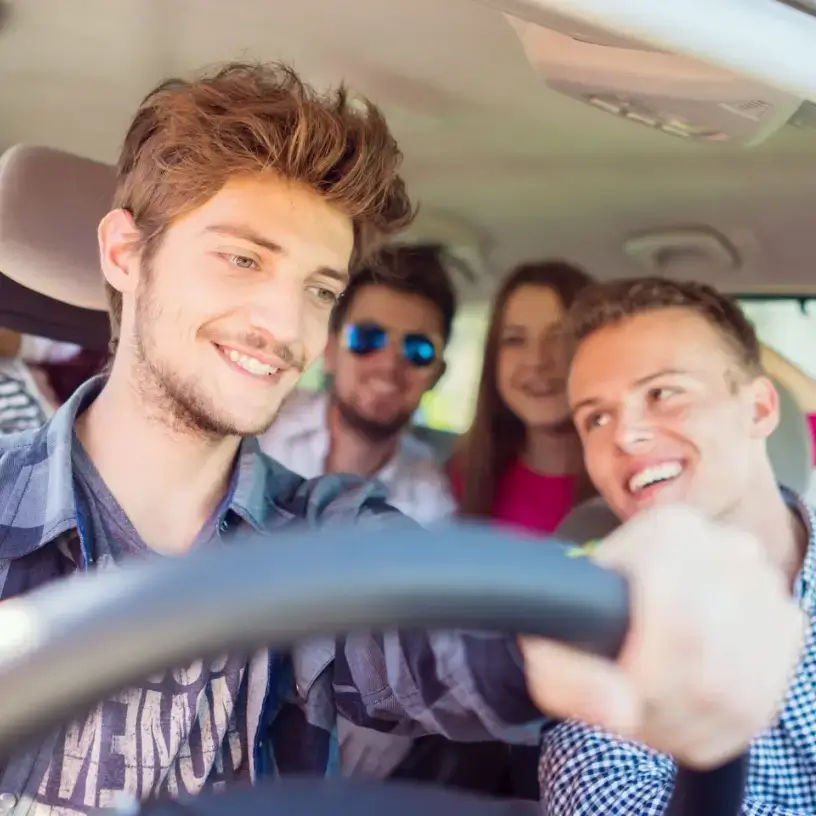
[28,437,251,814]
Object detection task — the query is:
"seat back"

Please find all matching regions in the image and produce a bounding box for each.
[768,377,813,496]
[0,144,112,312]
[556,497,619,544]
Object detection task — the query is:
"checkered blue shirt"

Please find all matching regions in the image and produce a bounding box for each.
[538,490,816,815]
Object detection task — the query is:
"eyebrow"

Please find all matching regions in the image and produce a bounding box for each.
[203,223,350,286]
[571,368,691,415]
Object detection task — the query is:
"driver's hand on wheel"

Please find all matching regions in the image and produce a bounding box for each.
[519,504,808,769]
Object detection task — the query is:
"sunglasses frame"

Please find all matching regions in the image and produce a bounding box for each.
[341,322,442,368]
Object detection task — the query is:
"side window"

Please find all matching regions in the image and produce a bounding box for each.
[417,305,489,432]
[740,297,816,378]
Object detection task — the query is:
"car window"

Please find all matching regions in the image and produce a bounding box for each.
[740,297,816,379]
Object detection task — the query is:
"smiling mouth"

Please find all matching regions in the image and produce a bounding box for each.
[367,379,399,396]
[215,344,283,381]
[627,461,685,496]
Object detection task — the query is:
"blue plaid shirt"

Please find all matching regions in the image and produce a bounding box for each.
[0,378,542,812]
[538,490,816,815]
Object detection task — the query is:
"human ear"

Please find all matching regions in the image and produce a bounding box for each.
[748,376,780,440]
[98,209,143,296]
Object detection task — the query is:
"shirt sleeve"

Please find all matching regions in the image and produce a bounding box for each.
[329,492,545,744]
[333,628,545,745]
[538,720,807,816]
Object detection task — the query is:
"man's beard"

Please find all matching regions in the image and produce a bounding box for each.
[131,287,277,440]
[331,391,413,444]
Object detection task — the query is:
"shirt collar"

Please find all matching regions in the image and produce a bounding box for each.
[781,485,816,614]
[0,375,301,559]
[277,389,410,483]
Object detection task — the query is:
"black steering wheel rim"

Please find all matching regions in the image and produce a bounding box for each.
[0,523,746,815]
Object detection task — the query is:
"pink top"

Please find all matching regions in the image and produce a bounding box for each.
[809,415,816,465]
[449,458,578,535]
[492,460,578,535]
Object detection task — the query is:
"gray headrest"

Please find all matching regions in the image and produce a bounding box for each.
[0,144,112,311]
[768,377,813,495]
[556,498,619,544]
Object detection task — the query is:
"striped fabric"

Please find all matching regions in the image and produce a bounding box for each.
[0,360,49,434]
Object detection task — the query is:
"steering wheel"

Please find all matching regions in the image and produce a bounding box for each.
[0,524,747,815]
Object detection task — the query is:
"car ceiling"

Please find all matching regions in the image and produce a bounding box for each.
[2,0,816,305]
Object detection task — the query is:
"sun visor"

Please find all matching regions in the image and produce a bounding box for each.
[0,144,113,311]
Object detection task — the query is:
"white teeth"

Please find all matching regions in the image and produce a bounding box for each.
[628,462,683,494]
[369,380,398,395]
[225,348,279,377]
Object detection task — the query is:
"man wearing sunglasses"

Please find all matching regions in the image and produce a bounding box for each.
[261,243,457,528]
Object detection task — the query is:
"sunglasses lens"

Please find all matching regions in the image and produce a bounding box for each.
[403,335,437,367]
[345,323,387,356]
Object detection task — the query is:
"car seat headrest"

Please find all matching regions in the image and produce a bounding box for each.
[556,497,619,544]
[768,376,813,496]
[0,144,112,312]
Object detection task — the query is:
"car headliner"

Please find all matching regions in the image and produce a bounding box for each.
[1,0,816,307]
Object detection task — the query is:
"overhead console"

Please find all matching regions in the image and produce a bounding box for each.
[480,0,812,146]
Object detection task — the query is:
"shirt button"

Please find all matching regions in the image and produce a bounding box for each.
[219,519,229,533]
[0,793,18,814]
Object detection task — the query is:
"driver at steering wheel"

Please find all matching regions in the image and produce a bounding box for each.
[0,62,804,815]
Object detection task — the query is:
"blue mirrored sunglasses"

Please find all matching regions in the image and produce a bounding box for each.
[342,322,439,368]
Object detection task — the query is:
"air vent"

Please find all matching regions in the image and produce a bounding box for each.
[719,100,772,122]
[623,228,742,277]
[494,2,804,147]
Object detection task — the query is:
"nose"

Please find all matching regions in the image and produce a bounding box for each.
[613,402,655,453]
[527,332,561,372]
[249,277,307,347]
[366,337,403,375]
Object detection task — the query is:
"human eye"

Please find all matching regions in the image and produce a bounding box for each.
[223,253,260,271]
[306,284,341,308]
[647,385,681,404]
[500,333,525,347]
[582,410,611,433]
